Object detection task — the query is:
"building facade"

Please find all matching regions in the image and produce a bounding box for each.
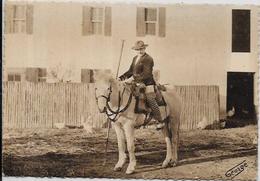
[3,1,259,117]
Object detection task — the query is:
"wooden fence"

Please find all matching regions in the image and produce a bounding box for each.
[176,85,219,130]
[3,82,107,129]
[2,82,219,130]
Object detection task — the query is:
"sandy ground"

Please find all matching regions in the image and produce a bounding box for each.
[2,125,258,180]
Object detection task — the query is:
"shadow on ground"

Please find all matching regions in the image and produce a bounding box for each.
[3,143,257,178]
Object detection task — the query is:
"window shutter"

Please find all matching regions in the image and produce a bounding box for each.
[136,7,145,36]
[81,69,91,83]
[4,4,14,34]
[158,7,166,37]
[82,6,93,36]
[104,7,112,36]
[25,68,38,82]
[8,74,14,81]
[26,5,34,34]
[90,70,95,83]
[38,68,47,81]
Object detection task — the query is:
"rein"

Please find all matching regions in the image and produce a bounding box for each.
[95,85,133,122]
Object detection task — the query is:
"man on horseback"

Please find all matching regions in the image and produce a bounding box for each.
[119,40,165,130]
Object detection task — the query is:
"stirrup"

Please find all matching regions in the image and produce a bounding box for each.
[156,123,165,130]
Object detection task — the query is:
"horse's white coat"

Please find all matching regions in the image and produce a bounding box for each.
[96,76,181,174]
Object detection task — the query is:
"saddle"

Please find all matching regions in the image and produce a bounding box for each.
[133,83,167,114]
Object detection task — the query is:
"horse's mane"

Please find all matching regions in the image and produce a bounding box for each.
[94,71,125,95]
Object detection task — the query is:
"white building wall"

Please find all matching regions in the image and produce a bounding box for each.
[3,2,259,114]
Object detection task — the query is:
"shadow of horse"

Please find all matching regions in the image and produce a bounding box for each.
[134,147,257,174]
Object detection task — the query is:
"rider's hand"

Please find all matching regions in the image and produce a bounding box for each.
[122,79,131,86]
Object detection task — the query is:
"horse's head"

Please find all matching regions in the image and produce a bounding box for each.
[95,82,111,113]
[94,73,125,113]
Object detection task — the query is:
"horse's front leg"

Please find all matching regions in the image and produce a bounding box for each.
[113,122,127,171]
[123,121,136,174]
[161,121,173,168]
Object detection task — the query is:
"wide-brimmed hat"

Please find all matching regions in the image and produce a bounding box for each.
[132,40,148,50]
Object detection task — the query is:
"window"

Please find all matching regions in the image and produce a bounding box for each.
[91,8,103,34]
[81,69,94,83]
[82,6,111,36]
[137,7,166,37]
[5,4,33,34]
[38,68,47,82]
[8,74,21,81]
[25,68,46,82]
[145,8,157,35]
[13,5,26,33]
[232,10,250,52]
[6,68,26,82]
[81,69,111,83]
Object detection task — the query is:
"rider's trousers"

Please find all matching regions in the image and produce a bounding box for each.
[146,93,163,122]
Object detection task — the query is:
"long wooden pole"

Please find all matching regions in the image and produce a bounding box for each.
[116,40,125,78]
[103,118,111,166]
[103,40,125,166]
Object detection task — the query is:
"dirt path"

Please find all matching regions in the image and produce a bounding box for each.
[2,125,257,180]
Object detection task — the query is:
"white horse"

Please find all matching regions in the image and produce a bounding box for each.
[95,76,182,174]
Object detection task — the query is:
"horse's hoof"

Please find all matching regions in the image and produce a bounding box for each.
[169,160,178,167]
[162,160,178,168]
[125,169,135,175]
[162,162,170,168]
[162,163,168,168]
[113,167,122,172]
[162,159,172,168]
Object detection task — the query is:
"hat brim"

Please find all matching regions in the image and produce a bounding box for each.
[132,44,148,50]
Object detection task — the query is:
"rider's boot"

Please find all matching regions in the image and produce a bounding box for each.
[156,122,165,130]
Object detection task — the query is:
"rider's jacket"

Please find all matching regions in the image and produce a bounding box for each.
[119,53,156,86]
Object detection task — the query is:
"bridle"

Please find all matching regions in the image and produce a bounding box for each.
[95,84,133,122]
[94,86,112,113]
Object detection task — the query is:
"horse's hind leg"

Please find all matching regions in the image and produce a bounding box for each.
[161,119,173,168]
[113,122,127,171]
[169,116,180,166]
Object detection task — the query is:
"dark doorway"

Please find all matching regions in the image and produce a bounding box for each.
[227,72,255,120]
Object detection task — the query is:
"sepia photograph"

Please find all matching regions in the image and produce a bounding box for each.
[2,0,259,180]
